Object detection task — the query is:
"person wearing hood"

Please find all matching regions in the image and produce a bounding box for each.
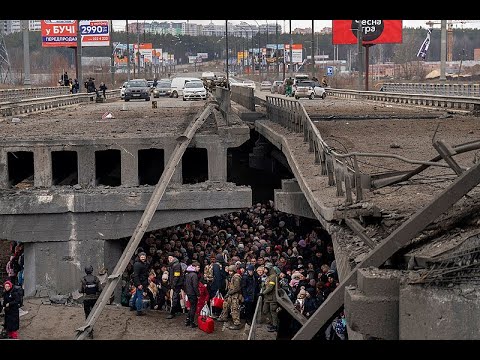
[184,261,200,328]
[167,255,185,319]
[1,280,20,339]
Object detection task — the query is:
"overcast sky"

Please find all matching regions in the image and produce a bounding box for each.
[111,20,439,32]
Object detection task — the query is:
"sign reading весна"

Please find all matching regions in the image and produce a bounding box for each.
[332,20,402,45]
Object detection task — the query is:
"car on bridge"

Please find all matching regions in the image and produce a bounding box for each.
[260,80,272,91]
[182,80,207,101]
[294,80,326,100]
[124,79,151,101]
[153,79,172,98]
[120,81,128,99]
[270,80,283,94]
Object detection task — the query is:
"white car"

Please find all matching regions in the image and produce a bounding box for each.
[294,80,326,100]
[183,81,207,101]
[120,81,128,99]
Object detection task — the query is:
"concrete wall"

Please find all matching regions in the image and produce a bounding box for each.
[345,268,400,340]
[399,284,480,339]
[23,239,114,297]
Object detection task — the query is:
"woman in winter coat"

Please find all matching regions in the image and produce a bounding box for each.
[1,280,20,339]
[195,276,210,316]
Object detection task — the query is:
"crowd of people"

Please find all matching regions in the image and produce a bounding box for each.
[0,200,346,340]
[120,200,346,339]
[1,241,25,339]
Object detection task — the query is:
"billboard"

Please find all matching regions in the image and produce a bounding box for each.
[41,20,77,47]
[79,20,110,46]
[42,20,111,47]
[285,44,303,63]
[333,20,402,45]
[197,52,208,59]
[113,43,134,67]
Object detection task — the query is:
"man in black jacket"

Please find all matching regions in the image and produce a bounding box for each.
[184,261,200,327]
[167,255,184,319]
[80,265,101,319]
[132,252,149,316]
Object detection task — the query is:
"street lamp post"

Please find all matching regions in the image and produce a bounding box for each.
[22,20,31,86]
[266,20,269,78]
[311,20,315,80]
[289,20,293,78]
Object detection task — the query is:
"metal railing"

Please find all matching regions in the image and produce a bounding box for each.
[0,86,70,103]
[0,89,120,117]
[381,83,480,97]
[265,95,463,205]
[326,88,480,112]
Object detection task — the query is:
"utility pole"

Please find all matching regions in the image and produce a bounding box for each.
[76,20,83,92]
[266,21,269,78]
[22,20,31,86]
[311,20,315,79]
[110,21,115,86]
[289,20,293,77]
[126,20,130,81]
[137,20,140,78]
[357,20,363,91]
[225,20,229,88]
[276,20,279,77]
[440,20,447,81]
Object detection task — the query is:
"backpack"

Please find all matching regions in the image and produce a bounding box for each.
[13,285,24,307]
[204,264,214,283]
[84,274,99,295]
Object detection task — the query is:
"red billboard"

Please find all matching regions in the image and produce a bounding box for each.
[41,20,77,47]
[333,20,402,45]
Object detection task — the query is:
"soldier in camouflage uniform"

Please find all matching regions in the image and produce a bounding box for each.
[217,265,243,330]
[260,262,279,332]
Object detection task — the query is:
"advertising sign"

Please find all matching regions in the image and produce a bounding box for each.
[284,44,303,63]
[133,43,153,67]
[197,52,208,59]
[79,20,110,46]
[333,20,403,45]
[113,43,134,67]
[41,20,77,47]
[152,49,163,65]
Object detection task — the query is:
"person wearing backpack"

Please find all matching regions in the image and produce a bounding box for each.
[80,265,102,320]
[0,280,20,339]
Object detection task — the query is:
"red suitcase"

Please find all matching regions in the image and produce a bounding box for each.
[198,315,214,334]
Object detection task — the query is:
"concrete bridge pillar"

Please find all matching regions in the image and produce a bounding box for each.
[120,145,139,186]
[23,238,123,298]
[344,268,400,340]
[249,136,273,170]
[34,147,52,187]
[206,143,227,181]
[77,148,96,187]
[0,150,8,188]
[164,145,182,184]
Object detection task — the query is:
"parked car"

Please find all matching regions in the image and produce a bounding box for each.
[183,80,207,101]
[153,80,172,98]
[120,81,128,99]
[294,80,326,100]
[270,80,283,94]
[124,79,151,101]
[260,80,272,91]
